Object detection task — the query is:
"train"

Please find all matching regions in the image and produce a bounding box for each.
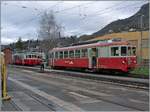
[48,40,137,72]
[13,52,45,66]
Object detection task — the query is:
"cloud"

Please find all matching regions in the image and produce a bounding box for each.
[1,1,148,44]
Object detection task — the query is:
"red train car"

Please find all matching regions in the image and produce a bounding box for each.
[13,52,45,66]
[49,40,137,72]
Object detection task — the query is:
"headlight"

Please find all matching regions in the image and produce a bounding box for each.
[122,60,125,64]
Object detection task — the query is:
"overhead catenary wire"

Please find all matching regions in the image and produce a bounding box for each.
[2,1,145,26]
[54,1,96,13]
[68,1,145,36]
[2,1,94,27]
[80,1,146,20]
[2,1,148,37]
[2,1,62,26]
[76,6,142,36]
[5,1,120,27]
[76,1,145,25]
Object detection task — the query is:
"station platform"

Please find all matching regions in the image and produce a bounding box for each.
[2,66,149,111]
[1,79,54,111]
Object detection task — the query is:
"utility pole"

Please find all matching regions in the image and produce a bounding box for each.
[140,14,144,65]
[28,40,30,51]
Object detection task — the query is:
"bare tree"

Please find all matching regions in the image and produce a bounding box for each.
[37,10,61,52]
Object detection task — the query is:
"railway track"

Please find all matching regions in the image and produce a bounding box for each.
[10,65,149,90]
[49,70,149,90]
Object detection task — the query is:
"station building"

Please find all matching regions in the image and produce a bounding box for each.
[89,31,149,66]
[2,47,13,65]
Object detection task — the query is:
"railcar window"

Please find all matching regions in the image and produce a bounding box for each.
[32,55,36,58]
[111,47,119,56]
[55,52,59,59]
[64,51,68,58]
[132,47,136,55]
[128,47,132,56]
[69,50,74,58]
[75,50,80,58]
[121,46,127,56]
[59,51,63,59]
[81,49,88,57]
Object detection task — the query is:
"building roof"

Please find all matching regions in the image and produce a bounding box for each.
[2,47,12,51]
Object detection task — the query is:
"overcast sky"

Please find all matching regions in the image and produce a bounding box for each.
[1,0,148,45]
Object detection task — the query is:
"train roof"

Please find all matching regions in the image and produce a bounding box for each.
[13,52,44,56]
[51,41,130,52]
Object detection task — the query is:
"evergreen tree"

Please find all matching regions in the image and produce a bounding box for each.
[16,37,23,51]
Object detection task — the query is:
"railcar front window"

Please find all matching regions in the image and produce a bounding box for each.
[52,53,54,58]
[49,53,53,58]
[128,47,132,56]
[132,47,136,56]
[49,53,51,58]
[111,47,119,56]
[121,47,127,56]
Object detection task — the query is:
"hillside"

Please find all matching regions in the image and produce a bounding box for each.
[4,36,79,52]
[79,3,149,41]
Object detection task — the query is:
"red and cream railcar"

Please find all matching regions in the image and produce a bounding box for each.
[13,52,45,66]
[49,41,137,72]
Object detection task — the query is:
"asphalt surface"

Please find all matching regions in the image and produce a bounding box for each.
[1,66,149,111]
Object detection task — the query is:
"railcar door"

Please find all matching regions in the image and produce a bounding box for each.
[49,52,54,67]
[88,48,98,69]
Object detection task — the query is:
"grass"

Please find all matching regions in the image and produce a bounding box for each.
[130,66,149,76]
